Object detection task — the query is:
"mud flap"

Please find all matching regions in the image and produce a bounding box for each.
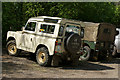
[51,55,62,67]
[70,53,80,66]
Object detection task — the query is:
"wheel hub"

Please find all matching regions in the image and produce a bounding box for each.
[8,44,17,54]
[41,54,44,59]
[38,52,46,63]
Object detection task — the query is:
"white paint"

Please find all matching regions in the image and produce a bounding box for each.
[115,28,120,53]
[7,16,61,55]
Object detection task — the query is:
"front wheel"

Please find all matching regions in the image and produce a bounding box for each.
[79,46,91,61]
[36,47,52,67]
[6,40,20,56]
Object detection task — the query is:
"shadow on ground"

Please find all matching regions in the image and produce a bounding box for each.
[99,53,120,64]
[59,62,115,70]
[2,48,118,73]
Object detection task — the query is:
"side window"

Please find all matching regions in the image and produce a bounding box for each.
[103,28,111,34]
[25,22,36,31]
[40,24,55,34]
[66,25,80,34]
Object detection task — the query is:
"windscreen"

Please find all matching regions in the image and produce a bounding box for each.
[58,24,80,36]
[66,25,80,34]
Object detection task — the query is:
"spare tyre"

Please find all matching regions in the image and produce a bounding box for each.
[65,33,81,54]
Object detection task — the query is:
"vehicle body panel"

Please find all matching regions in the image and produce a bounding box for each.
[98,23,116,42]
[7,16,83,56]
[115,28,120,53]
[80,22,116,49]
[83,40,95,50]
[80,22,116,60]
[80,22,99,42]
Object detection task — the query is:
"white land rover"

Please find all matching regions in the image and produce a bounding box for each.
[6,16,84,66]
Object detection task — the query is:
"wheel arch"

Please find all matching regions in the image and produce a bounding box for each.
[83,40,96,50]
[35,44,49,54]
[83,43,90,48]
[7,37,16,42]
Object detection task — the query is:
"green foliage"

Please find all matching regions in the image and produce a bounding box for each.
[114,5,120,27]
[22,2,118,24]
[2,2,120,46]
[2,2,24,46]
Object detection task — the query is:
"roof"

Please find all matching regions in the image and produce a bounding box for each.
[79,21,100,27]
[28,16,62,22]
[32,16,62,19]
[28,16,83,25]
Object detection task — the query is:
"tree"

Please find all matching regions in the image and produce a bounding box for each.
[2,2,24,46]
[2,2,119,46]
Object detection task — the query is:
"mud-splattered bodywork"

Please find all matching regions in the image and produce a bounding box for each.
[7,16,61,56]
[7,16,83,57]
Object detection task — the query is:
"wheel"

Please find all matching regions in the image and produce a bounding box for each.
[6,40,20,56]
[36,47,52,66]
[65,33,81,54]
[79,46,90,61]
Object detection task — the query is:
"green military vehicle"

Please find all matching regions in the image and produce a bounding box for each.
[79,22,116,61]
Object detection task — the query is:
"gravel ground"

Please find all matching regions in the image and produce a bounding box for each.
[2,48,120,78]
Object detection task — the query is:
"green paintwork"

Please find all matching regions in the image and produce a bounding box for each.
[83,40,96,50]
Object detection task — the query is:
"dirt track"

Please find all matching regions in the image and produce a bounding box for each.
[2,48,120,78]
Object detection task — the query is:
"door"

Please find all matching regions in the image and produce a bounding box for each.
[21,21,37,52]
[35,22,59,55]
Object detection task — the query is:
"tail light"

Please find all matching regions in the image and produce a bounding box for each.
[55,51,58,53]
[55,40,61,54]
[55,41,58,45]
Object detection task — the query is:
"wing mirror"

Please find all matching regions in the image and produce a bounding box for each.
[21,27,25,31]
[80,28,84,38]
